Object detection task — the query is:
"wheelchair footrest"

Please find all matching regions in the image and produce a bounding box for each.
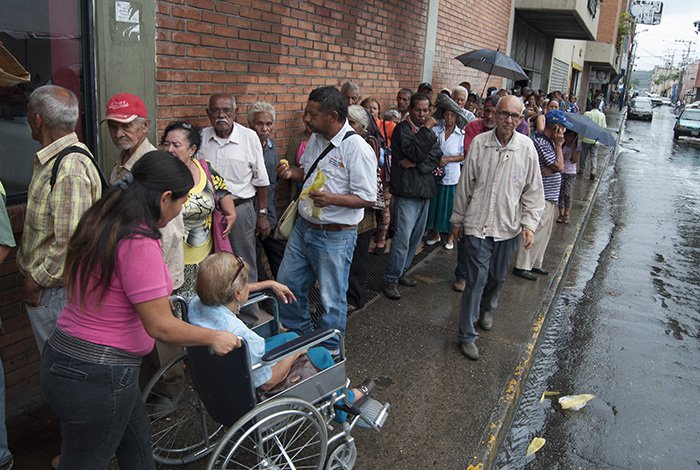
[356,398,390,431]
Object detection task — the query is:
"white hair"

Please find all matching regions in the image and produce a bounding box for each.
[341,81,361,96]
[28,85,79,132]
[247,101,276,125]
[347,105,369,130]
[452,85,468,97]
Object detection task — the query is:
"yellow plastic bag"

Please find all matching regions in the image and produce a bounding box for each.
[299,170,327,219]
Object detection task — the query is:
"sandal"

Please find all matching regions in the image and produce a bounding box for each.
[556,216,565,223]
[564,215,571,224]
[352,378,376,407]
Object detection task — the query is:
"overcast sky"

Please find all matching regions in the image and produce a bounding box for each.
[633,0,700,70]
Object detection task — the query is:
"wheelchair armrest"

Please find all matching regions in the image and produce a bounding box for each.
[260,328,338,364]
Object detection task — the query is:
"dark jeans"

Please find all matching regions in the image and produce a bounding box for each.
[41,346,154,470]
[455,235,468,281]
[458,235,520,344]
[347,229,374,309]
[256,235,286,281]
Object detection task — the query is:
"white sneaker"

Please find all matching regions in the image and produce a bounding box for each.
[425,235,441,246]
[444,241,454,250]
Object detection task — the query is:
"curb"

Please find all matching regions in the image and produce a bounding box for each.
[467,109,627,470]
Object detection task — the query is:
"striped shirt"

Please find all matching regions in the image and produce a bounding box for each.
[532,133,561,203]
[18,133,102,287]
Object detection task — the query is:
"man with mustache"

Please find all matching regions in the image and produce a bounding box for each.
[199,93,270,325]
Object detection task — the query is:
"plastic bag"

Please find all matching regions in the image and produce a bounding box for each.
[299,170,326,219]
[558,394,596,411]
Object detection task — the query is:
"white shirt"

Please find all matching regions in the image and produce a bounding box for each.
[433,124,465,186]
[298,120,377,225]
[198,125,270,199]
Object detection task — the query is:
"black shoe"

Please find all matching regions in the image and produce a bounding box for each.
[398,275,417,287]
[460,342,479,360]
[590,173,596,181]
[530,267,549,275]
[512,268,537,281]
[383,283,400,300]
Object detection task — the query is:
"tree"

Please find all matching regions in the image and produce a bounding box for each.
[695,19,700,34]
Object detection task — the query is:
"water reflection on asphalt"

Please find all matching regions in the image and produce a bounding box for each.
[497,107,700,469]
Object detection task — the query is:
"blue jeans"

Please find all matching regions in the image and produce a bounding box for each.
[277,219,357,350]
[458,235,520,344]
[0,359,11,466]
[41,346,155,469]
[384,196,430,284]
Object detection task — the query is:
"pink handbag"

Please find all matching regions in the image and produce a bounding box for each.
[199,159,233,254]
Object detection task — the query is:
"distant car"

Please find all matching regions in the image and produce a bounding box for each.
[649,94,663,107]
[673,108,700,140]
[660,97,672,106]
[628,98,653,121]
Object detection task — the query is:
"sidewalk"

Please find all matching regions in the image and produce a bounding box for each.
[4,108,625,469]
[346,107,626,469]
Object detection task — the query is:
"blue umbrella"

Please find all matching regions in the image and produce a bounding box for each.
[564,112,616,147]
[455,49,529,82]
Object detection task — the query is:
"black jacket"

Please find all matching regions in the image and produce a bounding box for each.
[388,120,443,199]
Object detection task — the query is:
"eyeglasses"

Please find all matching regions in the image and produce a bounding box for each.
[231,255,246,286]
[497,111,522,121]
[209,107,235,116]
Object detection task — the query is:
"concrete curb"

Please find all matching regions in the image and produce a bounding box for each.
[466,109,627,470]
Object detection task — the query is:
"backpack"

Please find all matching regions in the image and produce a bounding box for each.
[50,145,109,192]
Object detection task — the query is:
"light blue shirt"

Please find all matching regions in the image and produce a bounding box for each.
[188,296,272,387]
[433,125,465,186]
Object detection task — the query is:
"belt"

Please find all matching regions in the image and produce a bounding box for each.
[304,219,356,232]
[234,197,254,207]
[48,327,143,366]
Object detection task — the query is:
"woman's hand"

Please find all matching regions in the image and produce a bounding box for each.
[222,212,236,237]
[268,281,297,304]
[210,331,241,356]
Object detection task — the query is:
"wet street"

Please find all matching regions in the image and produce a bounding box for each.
[497,106,700,469]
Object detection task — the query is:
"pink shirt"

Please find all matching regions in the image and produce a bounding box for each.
[58,235,173,356]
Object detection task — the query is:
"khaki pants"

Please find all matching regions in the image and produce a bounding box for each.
[514,201,558,271]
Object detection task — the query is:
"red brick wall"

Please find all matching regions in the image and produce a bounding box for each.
[155,0,435,155]
[596,0,623,44]
[432,0,512,93]
[0,206,41,402]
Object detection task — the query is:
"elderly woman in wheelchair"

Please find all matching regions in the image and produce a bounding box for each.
[142,252,389,469]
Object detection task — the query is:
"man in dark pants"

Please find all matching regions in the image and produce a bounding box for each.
[450,96,544,360]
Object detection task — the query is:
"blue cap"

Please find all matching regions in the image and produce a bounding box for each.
[545,109,573,129]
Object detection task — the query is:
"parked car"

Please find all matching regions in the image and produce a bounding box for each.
[673,108,700,140]
[660,97,672,106]
[628,98,653,121]
[649,94,663,107]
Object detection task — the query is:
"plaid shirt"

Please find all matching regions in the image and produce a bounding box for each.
[18,133,102,287]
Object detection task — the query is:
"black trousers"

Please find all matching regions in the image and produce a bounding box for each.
[346,230,374,309]
[256,235,286,281]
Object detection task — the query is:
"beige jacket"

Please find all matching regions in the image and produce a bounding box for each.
[450,129,544,240]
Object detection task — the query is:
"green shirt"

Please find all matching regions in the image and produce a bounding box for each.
[0,180,16,249]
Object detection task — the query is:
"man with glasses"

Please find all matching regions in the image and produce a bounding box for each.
[199,93,270,325]
[450,95,544,360]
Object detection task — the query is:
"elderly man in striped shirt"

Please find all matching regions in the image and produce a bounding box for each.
[512,109,570,281]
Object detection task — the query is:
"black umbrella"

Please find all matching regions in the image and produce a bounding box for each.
[455,49,529,94]
[564,112,616,147]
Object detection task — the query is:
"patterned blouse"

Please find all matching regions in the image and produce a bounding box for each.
[182,159,231,265]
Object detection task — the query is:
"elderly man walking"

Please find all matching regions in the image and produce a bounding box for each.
[199,93,270,325]
[276,86,376,353]
[512,110,569,281]
[579,99,607,180]
[17,85,103,353]
[450,96,544,360]
[383,92,442,300]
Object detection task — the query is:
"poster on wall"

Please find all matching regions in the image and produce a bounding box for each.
[630,1,663,26]
[589,70,610,85]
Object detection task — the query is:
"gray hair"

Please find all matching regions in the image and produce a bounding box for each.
[28,85,79,132]
[452,85,468,98]
[383,109,401,121]
[341,81,361,96]
[208,93,236,108]
[247,101,276,125]
[347,105,369,130]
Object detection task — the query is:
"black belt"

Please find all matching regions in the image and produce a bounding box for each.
[234,197,254,207]
[304,219,356,232]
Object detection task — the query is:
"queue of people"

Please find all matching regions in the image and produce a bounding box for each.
[0,78,607,468]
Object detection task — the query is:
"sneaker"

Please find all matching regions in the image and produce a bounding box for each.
[460,342,479,360]
[512,268,537,281]
[453,279,466,292]
[425,235,441,246]
[479,311,493,331]
[444,241,454,250]
[398,275,417,287]
[383,283,400,300]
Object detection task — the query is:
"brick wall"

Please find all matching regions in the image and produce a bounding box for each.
[596,0,623,44]
[155,0,435,155]
[0,206,41,403]
[432,0,512,93]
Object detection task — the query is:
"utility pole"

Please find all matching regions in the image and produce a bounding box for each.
[674,39,695,104]
[621,28,644,109]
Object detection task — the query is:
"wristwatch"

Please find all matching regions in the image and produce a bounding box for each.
[258,208,267,214]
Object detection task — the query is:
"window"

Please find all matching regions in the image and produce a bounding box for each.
[0,0,94,202]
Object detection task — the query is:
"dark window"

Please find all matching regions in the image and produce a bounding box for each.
[0,0,95,202]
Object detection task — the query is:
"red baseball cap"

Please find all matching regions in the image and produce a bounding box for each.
[101,93,147,123]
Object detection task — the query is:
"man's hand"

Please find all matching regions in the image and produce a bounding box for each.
[450,225,463,242]
[424,116,438,130]
[256,213,271,239]
[398,159,416,169]
[439,157,449,167]
[521,228,535,250]
[277,160,293,179]
[309,190,336,208]
[23,276,43,307]
[222,211,236,237]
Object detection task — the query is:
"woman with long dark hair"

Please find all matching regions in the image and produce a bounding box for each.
[41,151,240,470]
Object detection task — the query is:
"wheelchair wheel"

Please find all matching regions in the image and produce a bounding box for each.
[142,351,226,465]
[326,441,357,470]
[207,397,328,470]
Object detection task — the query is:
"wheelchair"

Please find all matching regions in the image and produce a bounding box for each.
[142,293,390,469]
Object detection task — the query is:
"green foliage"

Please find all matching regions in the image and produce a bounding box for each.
[617,12,635,54]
